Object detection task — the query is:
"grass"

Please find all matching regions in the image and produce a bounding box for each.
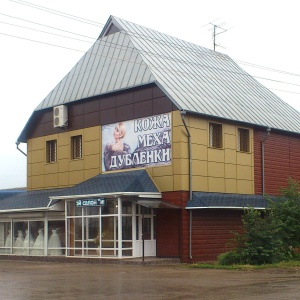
[186,260,300,271]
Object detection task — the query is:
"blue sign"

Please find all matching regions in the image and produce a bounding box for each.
[76,198,107,207]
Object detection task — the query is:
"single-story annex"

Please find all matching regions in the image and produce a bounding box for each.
[1,15,300,262]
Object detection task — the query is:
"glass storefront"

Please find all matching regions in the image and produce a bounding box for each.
[0,219,65,255]
[0,198,156,259]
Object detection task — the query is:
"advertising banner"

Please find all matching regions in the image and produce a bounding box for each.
[102,113,171,171]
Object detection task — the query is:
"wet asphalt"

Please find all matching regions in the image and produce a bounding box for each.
[0,260,299,299]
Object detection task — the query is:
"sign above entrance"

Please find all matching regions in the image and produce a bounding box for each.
[75,198,107,207]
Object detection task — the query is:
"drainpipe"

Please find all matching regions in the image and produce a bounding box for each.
[16,141,27,157]
[180,111,193,260]
[261,128,271,194]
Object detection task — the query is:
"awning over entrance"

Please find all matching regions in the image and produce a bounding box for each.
[186,192,277,210]
[0,170,163,212]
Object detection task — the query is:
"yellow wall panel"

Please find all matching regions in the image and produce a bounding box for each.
[237,165,252,180]
[69,159,84,172]
[208,148,225,163]
[225,163,236,179]
[208,161,225,178]
[192,144,208,161]
[153,175,174,192]
[58,158,69,173]
[224,149,237,164]
[45,162,59,174]
[69,170,84,186]
[84,169,99,181]
[173,141,187,159]
[31,162,45,176]
[190,128,208,146]
[172,125,186,143]
[173,158,186,175]
[31,149,45,163]
[84,154,100,170]
[208,177,225,192]
[192,176,208,191]
[84,140,100,156]
[192,160,208,177]
[84,126,100,142]
[224,133,236,150]
[151,165,174,176]
[174,174,189,190]
[59,172,69,187]
[237,152,252,166]
[58,133,69,146]
[44,173,59,188]
[172,110,183,127]
[30,174,45,190]
[189,117,207,130]
[31,137,44,151]
[27,140,32,152]
[225,179,237,193]
[58,144,69,160]
[237,180,253,194]
[223,124,236,135]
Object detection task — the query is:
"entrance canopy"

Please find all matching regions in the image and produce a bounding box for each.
[0,170,164,213]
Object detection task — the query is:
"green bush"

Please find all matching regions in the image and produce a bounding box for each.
[218,251,242,266]
[218,178,300,265]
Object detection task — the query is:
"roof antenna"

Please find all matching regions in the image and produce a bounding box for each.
[210,22,228,51]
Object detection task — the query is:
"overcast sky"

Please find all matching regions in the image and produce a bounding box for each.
[1,0,300,189]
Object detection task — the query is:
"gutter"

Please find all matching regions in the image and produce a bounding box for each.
[180,110,193,260]
[16,141,27,157]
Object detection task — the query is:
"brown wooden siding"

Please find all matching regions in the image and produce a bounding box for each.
[191,209,243,262]
[27,84,176,140]
[254,130,300,195]
[156,209,180,257]
[160,191,190,262]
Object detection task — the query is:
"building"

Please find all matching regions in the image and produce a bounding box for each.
[1,16,299,262]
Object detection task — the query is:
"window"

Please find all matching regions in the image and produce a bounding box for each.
[46,140,57,163]
[238,128,250,152]
[71,135,82,159]
[209,123,222,148]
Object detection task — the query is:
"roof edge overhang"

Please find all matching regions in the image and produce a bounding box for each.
[49,191,162,201]
[186,206,266,210]
[0,206,51,213]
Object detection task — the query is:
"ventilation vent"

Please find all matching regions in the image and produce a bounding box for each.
[53,105,68,128]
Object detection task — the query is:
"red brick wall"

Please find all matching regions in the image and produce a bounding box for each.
[254,130,300,195]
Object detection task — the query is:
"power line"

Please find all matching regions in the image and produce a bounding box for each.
[0,12,97,40]
[1,7,300,82]
[0,21,94,44]
[1,29,299,98]
[4,1,300,83]
[8,0,103,27]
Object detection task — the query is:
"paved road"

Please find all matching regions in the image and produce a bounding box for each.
[0,260,299,299]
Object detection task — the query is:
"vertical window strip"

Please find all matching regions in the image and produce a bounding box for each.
[72,136,82,159]
[238,128,249,152]
[209,123,222,148]
[46,140,57,163]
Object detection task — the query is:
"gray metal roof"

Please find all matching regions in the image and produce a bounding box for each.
[21,15,300,138]
[186,192,277,209]
[0,189,61,212]
[0,170,159,212]
[59,169,159,196]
